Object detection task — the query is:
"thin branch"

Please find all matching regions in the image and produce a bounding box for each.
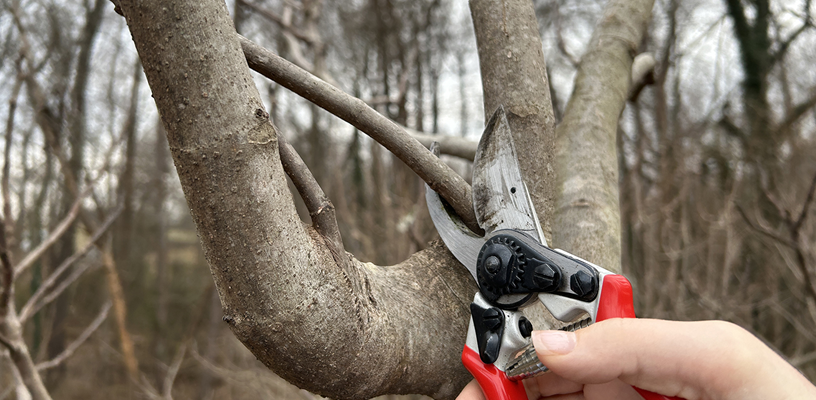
[0,215,13,318]
[14,190,85,275]
[792,172,816,233]
[757,169,792,223]
[19,204,122,322]
[240,1,339,86]
[161,343,187,399]
[36,301,111,371]
[3,67,23,245]
[276,133,347,270]
[553,1,580,67]
[768,302,816,344]
[777,89,816,136]
[241,0,313,43]
[408,129,477,161]
[240,35,482,234]
[771,22,812,65]
[136,375,162,400]
[735,205,798,249]
[718,114,745,139]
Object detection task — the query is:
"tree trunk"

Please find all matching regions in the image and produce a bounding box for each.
[118,1,474,398]
[553,0,654,271]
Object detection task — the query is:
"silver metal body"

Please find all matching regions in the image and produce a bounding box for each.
[427,106,614,381]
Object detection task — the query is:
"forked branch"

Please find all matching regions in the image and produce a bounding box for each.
[240,36,482,234]
[276,132,346,269]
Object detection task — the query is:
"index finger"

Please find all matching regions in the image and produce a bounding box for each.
[533,319,816,400]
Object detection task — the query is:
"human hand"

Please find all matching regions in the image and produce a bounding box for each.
[457,318,816,400]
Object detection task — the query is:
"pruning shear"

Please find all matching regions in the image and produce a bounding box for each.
[426,106,680,400]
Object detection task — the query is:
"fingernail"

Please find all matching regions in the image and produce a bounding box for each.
[532,330,576,355]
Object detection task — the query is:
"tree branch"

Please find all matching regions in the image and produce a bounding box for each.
[241,0,314,44]
[35,301,111,371]
[19,205,122,322]
[161,342,186,398]
[14,190,86,275]
[2,68,23,250]
[0,215,13,320]
[407,128,477,161]
[718,114,746,139]
[735,205,798,249]
[771,22,812,65]
[118,1,475,398]
[553,1,580,68]
[276,131,347,270]
[240,35,482,234]
[553,0,655,271]
[776,89,816,136]
[792,172,816,233]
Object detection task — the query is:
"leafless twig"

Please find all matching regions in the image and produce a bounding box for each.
[0,215,13,319]
[792,172,816,233]
[36,301,111,371]
[19,204,122,322]
[735,205,797,249]
[14,190,86,275]
[240,35,481,234]
[162,343,187,398]
[241,0,313,43]
[408,129,477,161]
[277,133,347,270]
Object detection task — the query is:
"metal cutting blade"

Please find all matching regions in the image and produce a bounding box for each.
[472,106,546,245]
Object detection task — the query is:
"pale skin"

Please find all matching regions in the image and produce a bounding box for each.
[457,319,816,400]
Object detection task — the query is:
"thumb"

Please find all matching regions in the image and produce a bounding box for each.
[531,319,816,400]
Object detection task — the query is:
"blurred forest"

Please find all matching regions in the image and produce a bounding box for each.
[0,0,814,398]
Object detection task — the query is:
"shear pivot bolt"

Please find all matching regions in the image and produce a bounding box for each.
[484,255,501,274]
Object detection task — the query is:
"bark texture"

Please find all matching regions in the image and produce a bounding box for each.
[470,0,557,244]
[553,0,655,272]
[117,1,474,399]
[1,310,51,400]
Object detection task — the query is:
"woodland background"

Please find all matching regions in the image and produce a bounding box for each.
[0,0,815,398]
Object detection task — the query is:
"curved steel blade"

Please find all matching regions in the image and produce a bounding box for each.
[472,106,546,246]
[426,184,484,281]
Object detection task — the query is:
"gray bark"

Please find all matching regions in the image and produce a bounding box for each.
[117,1,474,399]
[1,310,52,400]
[553,0,655,272]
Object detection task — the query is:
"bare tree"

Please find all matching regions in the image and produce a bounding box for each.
[114,0,653,398]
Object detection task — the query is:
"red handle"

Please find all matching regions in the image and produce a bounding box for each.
[462,275,682,400]
[596,275,682,400]
[462,345,528,400]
